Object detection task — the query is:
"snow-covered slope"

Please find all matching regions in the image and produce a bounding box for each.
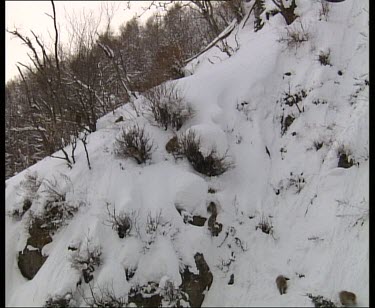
[6,0,368,306]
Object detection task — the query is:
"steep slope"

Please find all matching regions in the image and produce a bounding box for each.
[6,0,368,307]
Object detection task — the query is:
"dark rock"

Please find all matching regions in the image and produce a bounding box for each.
[179,209,207,227]
[338,153,354,168]
[180,253,213,307]
[128,293,162,307]
[18,247,47,280]
[190,216,207,227]
[128,283,162,308]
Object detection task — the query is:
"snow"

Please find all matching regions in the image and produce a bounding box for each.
[6,0,368,307]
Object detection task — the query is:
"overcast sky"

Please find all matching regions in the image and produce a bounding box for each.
[6,1,157,82]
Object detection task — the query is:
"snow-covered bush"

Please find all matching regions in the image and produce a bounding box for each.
[44,292,76,308]
[281,87,308,113]
[313,140,324,151]
[105,203,137,239]
[40,200,80,233]
[70,239,102,284]
[19,171,42,203]
[312,99,327,106]
[318,0,331,21]
[25,175,83,234]
[306,293,336,308]
[159,277,189,307]
[255,215,274,236]
[141,211,178,252]
[114,125,155,164]
[144,82,194,131]
[276,172,306,195]
[82,283,127,308]
[178,131,233,176]
[278,21,310,50]
[9,171,42,219]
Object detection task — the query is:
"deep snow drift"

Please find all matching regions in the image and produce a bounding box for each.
[6,0,368,306]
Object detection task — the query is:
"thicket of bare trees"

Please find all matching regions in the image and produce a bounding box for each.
[6,0,297,179]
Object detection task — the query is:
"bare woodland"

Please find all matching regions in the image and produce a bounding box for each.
[5,0,293,179]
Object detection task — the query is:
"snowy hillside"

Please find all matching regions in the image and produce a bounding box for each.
[6,0,368,307]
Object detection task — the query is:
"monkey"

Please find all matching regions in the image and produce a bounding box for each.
[207,202,222,236]
[339,291,356,306]
[276,275,289,295]
[207,202,217,216]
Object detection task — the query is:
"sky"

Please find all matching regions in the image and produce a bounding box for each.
[5,1,157,82]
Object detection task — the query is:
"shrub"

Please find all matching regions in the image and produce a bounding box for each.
[10,171,42,219]
[178,131,233,177]
[26,175,83,234]
[41,200,80,233]
[306,293,336,308]
[275,172,306,195]
[128,282,162,307]
[144,83,194,131]
[281,88,307,113]
[44,293,75,308]
[312,99,327,105]
[41,176,68,203]
[288,172,306,194]
[19,171,42,197]
[318,0,330,21]
[105,203,137,239]
[278,22,310,50]
[159,278,189,306]
[81,283,127,308]
[313,140,323,151]
[318,50,331,66]
[114,125,155,164]
[256,215,274,235]
[143,211,170,250]
[139,211,178,253]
